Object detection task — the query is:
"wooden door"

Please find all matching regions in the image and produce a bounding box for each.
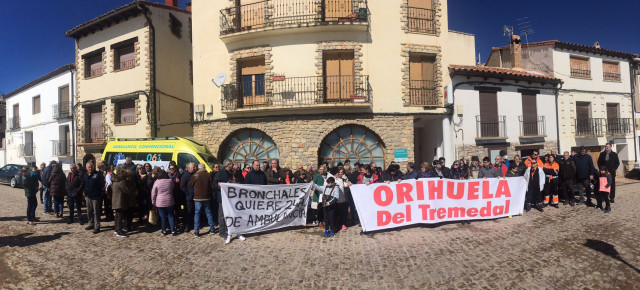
[409,54,435,105]
[12,105,19,127]
[240,0,265,29]
[324,51,354,102]
[238,57,266,107]
[521,93,538,136]
[408,0,433,32]
[479,92,499,137]
[90,111,103,140]
[576,102,591,135]
[325,0,353,21]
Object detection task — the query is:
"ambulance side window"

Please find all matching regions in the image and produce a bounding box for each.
[177,153,200,170]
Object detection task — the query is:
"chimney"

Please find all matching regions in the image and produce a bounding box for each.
[510,35,523,70]
[186,2,192,12]
[165,0,178,7]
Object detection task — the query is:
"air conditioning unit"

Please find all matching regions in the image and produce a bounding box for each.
[195,104,204,114]
[206,105,213,115]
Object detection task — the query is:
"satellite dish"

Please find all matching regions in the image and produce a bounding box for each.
[213,72,226,87]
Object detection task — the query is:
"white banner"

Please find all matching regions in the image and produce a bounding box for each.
[220,183,312,235]
[351,177,527,232]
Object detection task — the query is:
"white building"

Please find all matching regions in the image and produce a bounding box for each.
[487,40,637,174]
[4,64,76,170]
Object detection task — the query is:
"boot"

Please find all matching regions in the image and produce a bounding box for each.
[525,203,531,212]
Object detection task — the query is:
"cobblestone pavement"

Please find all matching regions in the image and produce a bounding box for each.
[1,179,640,289]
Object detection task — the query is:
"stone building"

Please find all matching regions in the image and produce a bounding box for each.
[487,39,638,174]
[192,0,476,169]
[65,0,193,165]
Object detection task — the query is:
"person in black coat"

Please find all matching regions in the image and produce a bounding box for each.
[597,143,620,203]
[66,164,84,224]
[244,161,267,185]
[572,146,596,206]
[558,151,577,206]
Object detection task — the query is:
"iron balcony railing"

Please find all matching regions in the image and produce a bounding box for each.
[19,143,34,157]
[570,68,591,79]
[115,59,136,71]
[476,115,507,138]
[53,102,71,119]
[118,115,136,124]
[87,124,105,143]
[221,75,371,111]
[518,116,546,137]
[607,118,632,135]
[407,6,436,34]
[8,117,20,130]
[409,80,438,106]
[575,118,605,136]
[220,0,368,35]
[51,140,71,156]
[603,72,621,82]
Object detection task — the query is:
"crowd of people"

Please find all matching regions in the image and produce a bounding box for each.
[19,143,620,240]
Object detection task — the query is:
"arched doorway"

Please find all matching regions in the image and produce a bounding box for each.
[82,154,96,168]
[219,129,280,166]
[319,125,385,167]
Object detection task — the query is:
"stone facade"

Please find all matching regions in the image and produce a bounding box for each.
[457,141,559,161]
[400,0,442,36]
[401,43,442,107]
[194,113,414,168]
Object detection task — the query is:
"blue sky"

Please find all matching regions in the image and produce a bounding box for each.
[1,0,638,94]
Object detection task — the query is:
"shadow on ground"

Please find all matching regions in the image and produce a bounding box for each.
[0,232,70,248]
[583,239,640,274]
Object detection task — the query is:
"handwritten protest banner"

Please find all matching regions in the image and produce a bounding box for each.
[350,177,527,232]
[220,183,312,235]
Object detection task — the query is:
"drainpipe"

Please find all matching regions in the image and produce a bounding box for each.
[140,3,157,137]
[555,81,564,153]
[630,59,639,162]
[69,66,76,164]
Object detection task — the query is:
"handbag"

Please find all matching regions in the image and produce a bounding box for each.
[148,206,159,225]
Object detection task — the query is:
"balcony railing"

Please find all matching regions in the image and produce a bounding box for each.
[51,140,71,156]
[87,124,105,143]
[85,67,103,78]
[603,72,621,82]
[570,68,591,79]
[575,118,605,136]
[221,75,371,111]
[607,118,631,135]
[19,143,34,157]
[409,80,437,106]
[476,115,506,138]
[118,115,136,124]
[115,59,136,71]
[53,102,71,119]
[8,117,20,130]
[519,116,546,137]
[220,0,368,35]
[407,6,436,34]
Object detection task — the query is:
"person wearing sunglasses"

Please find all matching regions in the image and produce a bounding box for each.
[524,150,544,168]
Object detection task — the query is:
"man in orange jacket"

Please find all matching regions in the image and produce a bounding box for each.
[525,150,544,168]
[542,155,560,208]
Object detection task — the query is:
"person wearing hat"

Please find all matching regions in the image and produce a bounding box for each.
[431,160,449,179]
[470,156,481,179]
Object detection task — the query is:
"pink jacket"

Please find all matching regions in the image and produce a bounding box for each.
[151,179,175,208]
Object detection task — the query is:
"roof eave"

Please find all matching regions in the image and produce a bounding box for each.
[4,64,75,99]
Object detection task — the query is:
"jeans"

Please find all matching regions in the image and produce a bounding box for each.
[115,209,126,233]
[27,196,37,221]
[158,206,176,233]
[218,203,227,238]
[194,201,214,234]
[323,203,336,231]
[561,179,575,203]
[210,198,219,227]
[185,200,195,229]
[86,197,103,230]
[39,187,44,204]
[68,196,83,222]
[43,187,52,213]
[576,178,593,202]
[53,196,65,214]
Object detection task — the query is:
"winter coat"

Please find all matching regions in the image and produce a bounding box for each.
[511,161,527,176]
[558,159,576,180]
[111,176,136,210]
[21,174,38,198]
[265,167,286,184]
[524,167,546,192]
[180,170,195,201]
[66,171,84,198]
[573,153,597,179]
[244,170,267,185]
[419,170,434,178]
[42,165,53,187]
[213,169,232,202]
[152,179,175,208]
[597,150,620,175]
[357,172,379,184]
[524,157,544,168]
[403,169,419,180]
[478,166,499,178]
[381,170,403,182]
[450,167,463,179]
[189,169,213,201]
[82,170,105,199]
[48,166,67,198]
[594,172,613,193]
[493,163,508,177]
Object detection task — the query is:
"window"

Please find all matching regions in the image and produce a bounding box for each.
[170,14,182,38]
[32,96,41,114]
[114,100,136,124]
[478,91,499,137]
[319,125,385,167]
[575,102,601,136]
[570,56,590,79]
[409,53,436,106]
[219,129,279,166]
[86,106,103,142]
[323,50,354,102]
[57,86,70,118]
[603,61,621,82]
[238,57,266,106]
[407,0,435,34]
[177,153,200,170]
[324,0,354,21]
[114,43,135,70]
[11,104,19,129]
[521,93,538,136]
[606,103,628,135]
[83,49,104,78]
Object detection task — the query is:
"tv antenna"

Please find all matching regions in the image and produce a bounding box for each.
[517,17,535,45]
[503,25,514,38]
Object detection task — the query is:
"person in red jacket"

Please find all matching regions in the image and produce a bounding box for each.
[493,156,508,177]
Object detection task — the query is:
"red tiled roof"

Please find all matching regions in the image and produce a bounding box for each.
[491,40,637,59]
[449,65,561,83]
[66,0,190,39]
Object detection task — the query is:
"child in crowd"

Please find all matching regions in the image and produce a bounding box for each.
[596,167,612,213]
[321,177,341,237]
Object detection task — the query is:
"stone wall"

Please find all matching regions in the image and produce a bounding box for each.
[457,141,559,161]
[194,114,415,169]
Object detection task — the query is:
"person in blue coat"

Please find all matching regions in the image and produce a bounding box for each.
[244,160,267,185]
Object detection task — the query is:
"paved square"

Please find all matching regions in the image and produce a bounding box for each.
[1,180,639,289]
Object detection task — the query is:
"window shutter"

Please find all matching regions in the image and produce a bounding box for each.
[479,92,498,137]
[408,0,433,9]
[570,56,589,70]
[576,102,590,119]
[606,103,619,119]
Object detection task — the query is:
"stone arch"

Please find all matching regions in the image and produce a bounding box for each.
[218,128,280,166]
[82,154,96,168]
[318,124,386,167]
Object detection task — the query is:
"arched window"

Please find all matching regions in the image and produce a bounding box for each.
[219,129,279,165]
[319,125,385,167]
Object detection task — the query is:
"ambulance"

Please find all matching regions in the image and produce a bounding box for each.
[101,137,218,172]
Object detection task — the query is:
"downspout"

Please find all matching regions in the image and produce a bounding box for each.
[140,4,157,137]
[69,66,76,164]
[555,81,564,153]
[630,60,639,162]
